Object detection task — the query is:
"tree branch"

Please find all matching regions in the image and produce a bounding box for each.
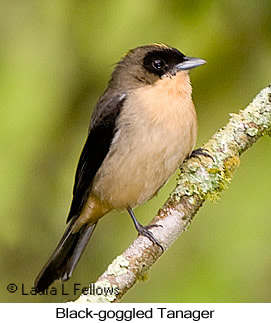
[74,85,271,303]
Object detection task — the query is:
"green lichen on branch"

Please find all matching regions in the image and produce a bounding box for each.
[173,156,239,204]
[174,155,240,203]
[173,85,271,203]
[107,255,129,276]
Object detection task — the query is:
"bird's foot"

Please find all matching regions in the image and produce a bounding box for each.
[190,147,214,162]
[136,223,164,251]
[127,207,164,251]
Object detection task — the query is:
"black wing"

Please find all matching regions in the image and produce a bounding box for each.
[67,93,126,223]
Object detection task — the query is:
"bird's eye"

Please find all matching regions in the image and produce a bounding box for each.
[152,59,165,70]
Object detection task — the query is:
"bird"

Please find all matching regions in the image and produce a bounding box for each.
[34,43,206,292]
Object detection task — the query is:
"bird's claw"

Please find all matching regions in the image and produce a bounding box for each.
[137,223,164,251]
[190,147,214,162]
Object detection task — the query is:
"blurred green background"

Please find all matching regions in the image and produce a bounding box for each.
[0,0,271,303]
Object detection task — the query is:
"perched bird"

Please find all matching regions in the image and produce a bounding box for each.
[34,43,206,292]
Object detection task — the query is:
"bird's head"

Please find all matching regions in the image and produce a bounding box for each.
[110,44,206,89]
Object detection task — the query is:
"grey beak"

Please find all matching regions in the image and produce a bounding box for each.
[175,57,207,71]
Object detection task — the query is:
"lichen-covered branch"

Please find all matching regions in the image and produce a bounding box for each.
[74,85,271,303]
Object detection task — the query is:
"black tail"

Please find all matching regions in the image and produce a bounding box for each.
[34,221,97,292]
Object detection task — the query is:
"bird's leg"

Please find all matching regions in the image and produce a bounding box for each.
[127,206,164,251]
[190,147,214,162]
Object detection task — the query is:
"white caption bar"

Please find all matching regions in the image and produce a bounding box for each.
[1,303,270,322]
